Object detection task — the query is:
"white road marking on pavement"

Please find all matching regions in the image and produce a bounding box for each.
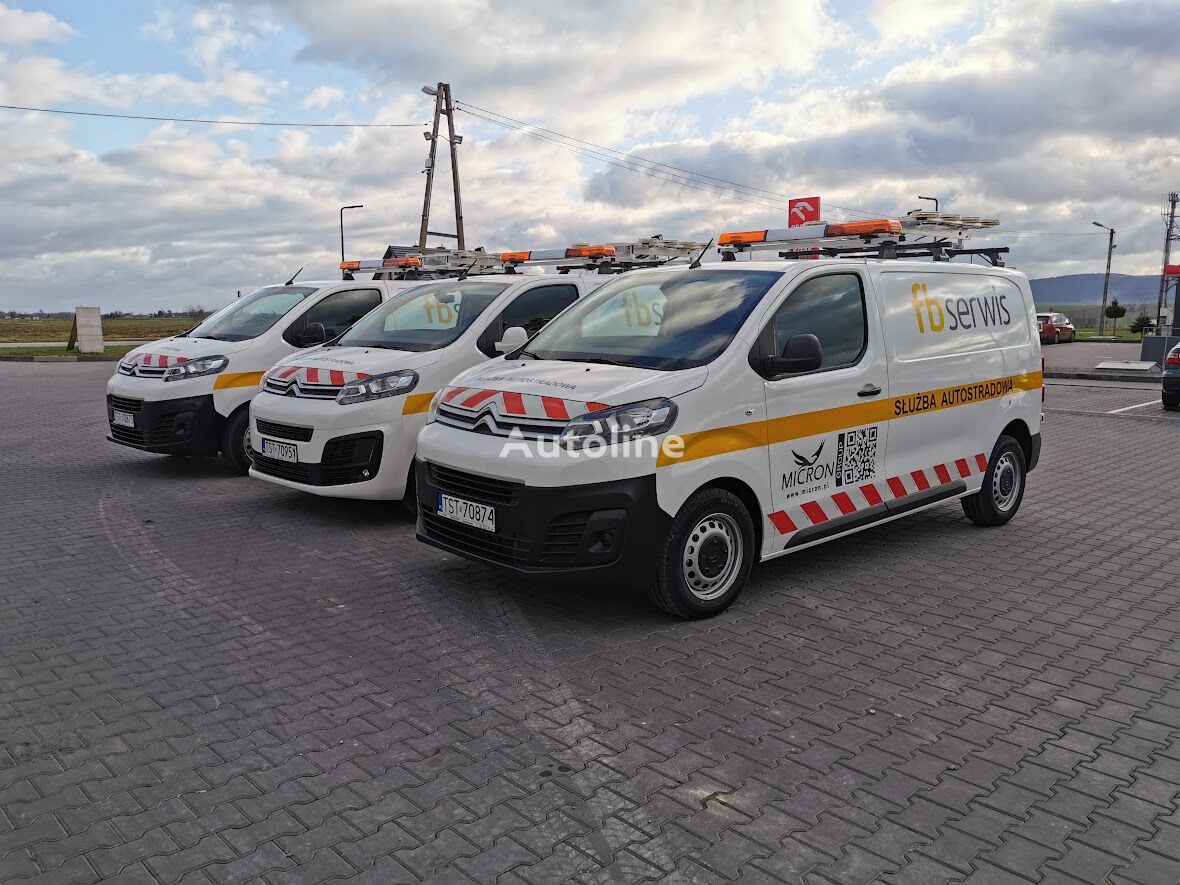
[1106,399,1161,414]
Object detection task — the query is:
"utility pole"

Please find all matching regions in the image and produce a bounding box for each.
[417,82,465,251]
[1157,192,1178,333]
[1092,221,1115,336]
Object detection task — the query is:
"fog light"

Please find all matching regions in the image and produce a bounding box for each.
[588,530,616,554]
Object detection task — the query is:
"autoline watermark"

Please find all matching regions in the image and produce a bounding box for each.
[498,428,685,460]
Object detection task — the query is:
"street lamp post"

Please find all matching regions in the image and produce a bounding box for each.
[1092,221,1116,337]
[340,204,363,279]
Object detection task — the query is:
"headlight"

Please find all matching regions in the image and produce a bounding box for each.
[425,389,445,424]
[336,370,418,405]
[559,397,677,450]
[162,355,228,382]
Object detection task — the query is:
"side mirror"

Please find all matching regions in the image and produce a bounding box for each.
[299,322,327,347]
[764,333,822,376]
[495,325,529,354]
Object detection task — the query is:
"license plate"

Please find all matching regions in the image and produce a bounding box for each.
[112,410,135,428]
[437,493,495,532]
[260,438,298,463]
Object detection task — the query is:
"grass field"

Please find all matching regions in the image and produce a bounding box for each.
[0,345,135,360]
[1073,326,1143,342]
[0,317,195,343]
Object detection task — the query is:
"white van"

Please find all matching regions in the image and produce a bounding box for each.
[414,217,1044,618]
[247,241,704,502]
[106,278,415,472]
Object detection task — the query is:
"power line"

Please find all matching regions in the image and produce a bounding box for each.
[0,104,426,128]
[457,101,886,218]
[459,107,792,213]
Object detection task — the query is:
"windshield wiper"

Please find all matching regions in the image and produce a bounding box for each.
[571,356,630,367]
[517,349,542,360]
[193,334,229,340]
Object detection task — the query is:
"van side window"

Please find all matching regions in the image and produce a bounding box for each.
[284,288,382,346]
[478,284,578,357]
[770,273,867,370]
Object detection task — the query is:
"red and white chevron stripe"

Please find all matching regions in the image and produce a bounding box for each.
[767,452,988,536]
[440,386,610,421]
[129,353,190,368]
[269,365,372,387]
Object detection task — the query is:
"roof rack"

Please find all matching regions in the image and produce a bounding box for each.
[340,236,710,280]
[716,212,1008,267]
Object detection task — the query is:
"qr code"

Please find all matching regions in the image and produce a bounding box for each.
[835,426,878,486]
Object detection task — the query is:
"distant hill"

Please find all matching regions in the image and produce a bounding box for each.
[1030,273,1160,307]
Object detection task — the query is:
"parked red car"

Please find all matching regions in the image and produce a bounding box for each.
[1037,312,1076,344]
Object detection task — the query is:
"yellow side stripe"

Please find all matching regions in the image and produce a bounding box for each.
[660,370,1042,467]
[402,392,436,415]
[213,371,266,390]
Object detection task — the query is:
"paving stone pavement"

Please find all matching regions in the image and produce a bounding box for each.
[2,362,1179,885]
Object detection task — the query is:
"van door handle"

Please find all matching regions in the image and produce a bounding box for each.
[858,384,882,397]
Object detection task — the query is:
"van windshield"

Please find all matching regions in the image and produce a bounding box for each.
[188,286,318,341]
[337,279,510,351]
[523,269,782,370]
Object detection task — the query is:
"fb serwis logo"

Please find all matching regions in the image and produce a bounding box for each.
[910,281,1012,335]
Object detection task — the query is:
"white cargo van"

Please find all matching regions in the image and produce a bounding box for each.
[106,276,417,472]
[247,239,706,502]
[414,216,1044,618]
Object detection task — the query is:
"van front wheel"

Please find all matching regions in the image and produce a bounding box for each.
[221,408,253,475]
[961,435,1026,527]
[649,487,756,619]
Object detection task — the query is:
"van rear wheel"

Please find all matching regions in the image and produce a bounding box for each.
[961,435,1026,527]
[648,487,755,619]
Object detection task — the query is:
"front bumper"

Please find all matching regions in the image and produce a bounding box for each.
[106,392,223,456]
[415,460,670,577]
[251,430,385,489]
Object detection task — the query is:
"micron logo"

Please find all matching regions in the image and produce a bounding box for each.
[911,281,945,333]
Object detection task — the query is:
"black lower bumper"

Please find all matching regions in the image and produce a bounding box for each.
[252,431,383,486]
[415,461,670,577]
[107,393,223,456]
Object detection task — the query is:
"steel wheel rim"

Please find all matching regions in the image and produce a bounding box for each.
[682,512,743,601]
[991,452,1021,512]
[243,428,254,465]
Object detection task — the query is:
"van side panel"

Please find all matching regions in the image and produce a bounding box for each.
[877,268,1039,495]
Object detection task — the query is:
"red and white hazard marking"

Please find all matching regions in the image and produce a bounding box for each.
[440,386,609,421]
[128,353,190,368]
[767,452,988,536]
[268,365,372,387]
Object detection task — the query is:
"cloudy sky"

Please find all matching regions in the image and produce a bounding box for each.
[1,0,1177,313]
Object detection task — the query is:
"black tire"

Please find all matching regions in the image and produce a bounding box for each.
[401,460,419,516]
[1163,392,1180,411]
[961,435,1027,527]
[221,407,253,475]
[648,487,756,619]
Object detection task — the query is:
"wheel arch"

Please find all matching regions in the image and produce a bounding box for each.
[694,476,765,557]
[999,418,1032,466]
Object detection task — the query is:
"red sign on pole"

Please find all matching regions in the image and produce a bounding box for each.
[1164,264,1180,277]
[789,196,821,227]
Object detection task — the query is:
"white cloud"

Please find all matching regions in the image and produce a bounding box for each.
[301,84,344,110]
[867,0,976,48]
[0,3,72,46]
[0,0,1176,312]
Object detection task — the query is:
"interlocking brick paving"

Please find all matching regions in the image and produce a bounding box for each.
[2,363,1178,884]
